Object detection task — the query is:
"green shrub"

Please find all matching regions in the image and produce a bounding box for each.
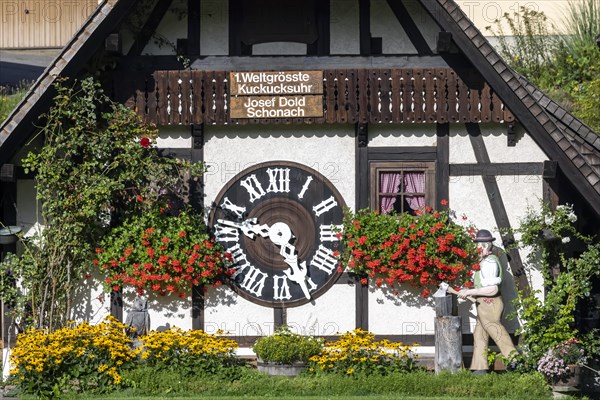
[113,369,551,398]
[252,326,323,364]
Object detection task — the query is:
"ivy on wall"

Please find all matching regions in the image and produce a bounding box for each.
[0,77,204,331]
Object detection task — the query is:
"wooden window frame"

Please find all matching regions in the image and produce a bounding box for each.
[369,161,436,213]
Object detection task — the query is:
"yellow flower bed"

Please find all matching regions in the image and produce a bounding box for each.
[308,329,419,375]
[10,316,135,397]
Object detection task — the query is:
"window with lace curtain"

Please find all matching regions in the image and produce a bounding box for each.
[370,162,435,215]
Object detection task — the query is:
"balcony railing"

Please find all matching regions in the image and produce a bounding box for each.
[110,68,515,126]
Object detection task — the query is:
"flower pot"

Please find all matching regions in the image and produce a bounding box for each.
[256,359,307,376]
[0,226,21,245]
[552,365,581,395]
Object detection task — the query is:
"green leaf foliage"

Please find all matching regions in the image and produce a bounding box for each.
[0,77,204,331]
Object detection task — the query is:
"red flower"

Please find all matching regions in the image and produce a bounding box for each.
[140,137,151,148]
[178,231,187,237]
[360,278,368,285]
[440,199,448,206]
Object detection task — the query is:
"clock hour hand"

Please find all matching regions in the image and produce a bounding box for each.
[216,218,270,239]
[268,223,311,300]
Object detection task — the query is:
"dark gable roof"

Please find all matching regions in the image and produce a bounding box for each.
[0,0,137,165]
[420,0,600,215]
[1,0,599,215]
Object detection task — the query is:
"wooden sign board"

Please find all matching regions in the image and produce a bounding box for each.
[230,95,323,119]
[229,71,323,95]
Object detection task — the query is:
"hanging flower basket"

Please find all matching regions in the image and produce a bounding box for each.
[0,225,22,245]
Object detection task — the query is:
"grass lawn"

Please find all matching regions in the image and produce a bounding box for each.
[68,397,541,400]
[39,369,552,400]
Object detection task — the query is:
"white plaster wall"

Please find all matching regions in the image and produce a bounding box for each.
[2,349,10,381]
[122,289,193,331]
[368,286,436,335]
[449,175,545,333]
[204,285,273,336]
[287,283,356,336]
[72,274,111,325]
[203,124,355,332]
[449,124,477,163]
[371,0,417,54]
[330,0,360,54]
[157,126,192,148]
[203,124,356,211]
[368,124,438,147]
[16,180,41,235]
[142,0,187,55]
[201,0,228,55]
[449,123,549,164]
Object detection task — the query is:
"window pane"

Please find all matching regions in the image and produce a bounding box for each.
[405,194,425,211]
[378,172,402,214]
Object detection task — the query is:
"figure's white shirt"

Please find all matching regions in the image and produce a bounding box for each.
[480,257,501,287]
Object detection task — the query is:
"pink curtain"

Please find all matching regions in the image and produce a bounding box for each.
[380,172,402,214]
[404,172,425,210]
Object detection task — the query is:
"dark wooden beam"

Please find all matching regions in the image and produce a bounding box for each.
[190,124,204,212]
[127,0,175,56]
[449,162,545,176]
[385,0,433,55]
[191,285,204,330]
[110,290,123,322]
[368,146,437,160]
[355,123,369,330]
[466,123,529,297]
[191,123,204,330]
[1,180,17,346]
[359,0,371,55]
[222,333,518,348]
[436,123,449,208]
[274,308,286,329]
[307,0,330,55]
[228,0,243,56]
[187,0,201,56]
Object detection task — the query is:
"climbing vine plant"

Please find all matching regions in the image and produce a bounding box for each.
[0,77,203,331]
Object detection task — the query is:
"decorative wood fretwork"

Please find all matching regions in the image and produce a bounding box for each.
[112,68,515,126]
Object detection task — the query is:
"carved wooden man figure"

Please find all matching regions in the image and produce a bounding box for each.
[458,230,517,373]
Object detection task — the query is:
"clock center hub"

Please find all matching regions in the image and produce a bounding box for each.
[245,198,316,270]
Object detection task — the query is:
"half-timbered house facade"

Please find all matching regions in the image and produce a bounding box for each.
[1,0,600,365]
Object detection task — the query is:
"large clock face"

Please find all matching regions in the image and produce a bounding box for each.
[209,161,346,307]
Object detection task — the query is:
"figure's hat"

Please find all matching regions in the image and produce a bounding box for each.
[473,229,495,242]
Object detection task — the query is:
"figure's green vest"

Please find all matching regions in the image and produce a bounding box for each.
[474,254,502,289]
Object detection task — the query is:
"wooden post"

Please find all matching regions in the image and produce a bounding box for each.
[434,295,463,373]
